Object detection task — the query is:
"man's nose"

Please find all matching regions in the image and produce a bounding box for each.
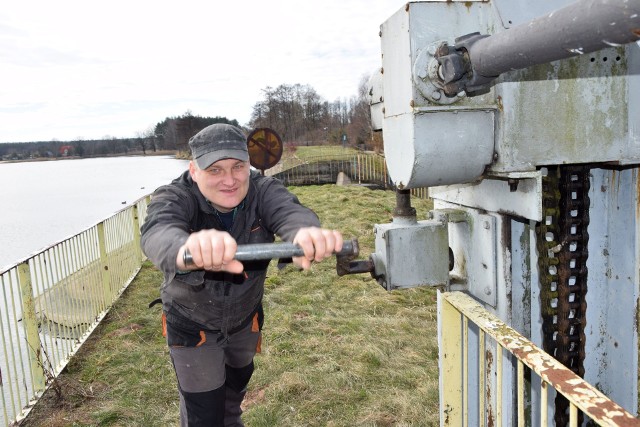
[221,170,235,185]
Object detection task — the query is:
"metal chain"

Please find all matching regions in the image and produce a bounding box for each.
[536,165,590,426]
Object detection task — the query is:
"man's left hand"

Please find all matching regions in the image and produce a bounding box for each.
[292,227,343,270]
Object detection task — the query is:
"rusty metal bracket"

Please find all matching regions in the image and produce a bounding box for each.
[336,239,376,277]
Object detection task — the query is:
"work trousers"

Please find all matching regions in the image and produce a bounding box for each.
[167,314,262,427]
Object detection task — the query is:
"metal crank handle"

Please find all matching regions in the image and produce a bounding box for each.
[182,239,359,267]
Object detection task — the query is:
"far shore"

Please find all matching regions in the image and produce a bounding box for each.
[0,150,187,164]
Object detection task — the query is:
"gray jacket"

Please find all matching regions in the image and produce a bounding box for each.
[141,169,321,335]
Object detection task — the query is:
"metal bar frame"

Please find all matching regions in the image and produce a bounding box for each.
[438,290,640,426]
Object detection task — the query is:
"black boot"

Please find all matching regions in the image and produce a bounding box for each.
[224,385,247,426]
[224,362,254,426]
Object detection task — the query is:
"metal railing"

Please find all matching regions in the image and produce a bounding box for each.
[0,196,150,426]
[265,152,429,199]
[438,291,640,426]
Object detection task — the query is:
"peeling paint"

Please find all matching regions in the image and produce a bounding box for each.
[485,349,494,427]
[442,292,640,425]
[636,169,640,223]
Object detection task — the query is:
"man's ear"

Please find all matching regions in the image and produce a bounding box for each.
[188,161,198,181]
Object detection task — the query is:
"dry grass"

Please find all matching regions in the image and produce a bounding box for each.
[22,184,439,427]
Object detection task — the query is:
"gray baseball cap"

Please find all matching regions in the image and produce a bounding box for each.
[188,123,249,169]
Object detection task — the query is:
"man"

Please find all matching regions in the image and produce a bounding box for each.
[141,123,342,426]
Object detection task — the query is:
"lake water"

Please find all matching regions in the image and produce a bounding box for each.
[0,156,189,271]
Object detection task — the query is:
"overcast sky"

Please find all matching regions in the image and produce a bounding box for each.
[0,1,404,143]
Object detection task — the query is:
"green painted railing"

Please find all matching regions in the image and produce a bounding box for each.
[0,196,151,426]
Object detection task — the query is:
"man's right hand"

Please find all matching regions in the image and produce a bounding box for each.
[176,229,244,274]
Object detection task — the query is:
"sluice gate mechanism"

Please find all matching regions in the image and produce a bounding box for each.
[363,0,640,425]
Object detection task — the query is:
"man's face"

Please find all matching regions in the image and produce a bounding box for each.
[189,158,250,212]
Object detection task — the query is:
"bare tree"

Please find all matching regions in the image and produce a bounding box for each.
[347,74,379,151]
[136,125,159,155]
[249,84,328,144]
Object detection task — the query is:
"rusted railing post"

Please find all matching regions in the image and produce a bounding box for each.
[97,222,111,307]
[17,262,46,394]
[438,291,463,426]
[132,203,143,265]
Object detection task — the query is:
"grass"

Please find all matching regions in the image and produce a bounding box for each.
[22,185,438,427]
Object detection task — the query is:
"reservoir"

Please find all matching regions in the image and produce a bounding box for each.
[0,155,189,271]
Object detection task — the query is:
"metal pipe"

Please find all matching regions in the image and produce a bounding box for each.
[437,0,640,94]
[472,0,640,78]
[183,239,358,266]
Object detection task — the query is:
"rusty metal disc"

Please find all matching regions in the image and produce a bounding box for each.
[247,128,283,171]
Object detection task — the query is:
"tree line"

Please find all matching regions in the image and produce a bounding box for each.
[1,76,381,161]
[0,114,240,161]
[249,76,380,151]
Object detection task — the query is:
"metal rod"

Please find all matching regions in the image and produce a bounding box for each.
[470,0,640,78]
[393,189,416,218]
[336,259,374,277]
[437,0,640,94]
[183,239,357,266]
